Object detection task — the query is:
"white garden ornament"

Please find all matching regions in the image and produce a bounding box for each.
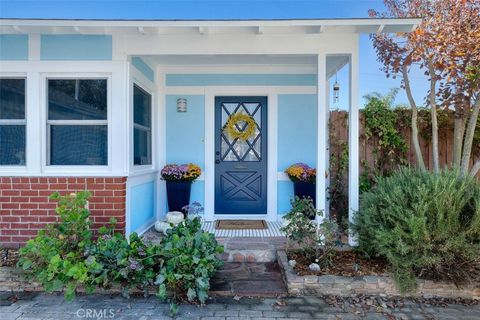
[166,211,185,225]
[154,221,171,235]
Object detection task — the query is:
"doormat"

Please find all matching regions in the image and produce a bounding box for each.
[215,220,267,230]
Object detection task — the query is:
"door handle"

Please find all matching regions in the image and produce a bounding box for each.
[215,159,221,164]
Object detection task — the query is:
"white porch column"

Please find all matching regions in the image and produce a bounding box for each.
[316,53,328,224]
[348,50,360,246]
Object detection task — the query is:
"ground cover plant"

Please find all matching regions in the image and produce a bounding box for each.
[17,191,223,313]
[354,168,480,293]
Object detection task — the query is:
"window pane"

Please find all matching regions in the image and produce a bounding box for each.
[50,125,107,165]
[0,79,25,119]
[133,85,151,127]
[0,125,26,165]
[134,128,151,165]
[48,79,107,120]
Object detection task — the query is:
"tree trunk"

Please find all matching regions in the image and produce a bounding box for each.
[471,160,480,177]
[402,64,426,171]
[453,116,466,167]
[461,95,480,175]
[428,62,439,173]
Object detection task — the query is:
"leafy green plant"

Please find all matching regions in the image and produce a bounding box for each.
[362,90,408,177]
[17,192,103,299]
[354,168,480,293]
[18,192,224,311]
[156,217,223,306]
[282,197,339,267]
[91,225,163,298]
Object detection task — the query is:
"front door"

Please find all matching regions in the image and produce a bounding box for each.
[215,96,267,215]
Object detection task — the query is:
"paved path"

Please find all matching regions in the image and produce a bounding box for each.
[1,291,479,320]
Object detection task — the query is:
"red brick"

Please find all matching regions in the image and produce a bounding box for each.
[2,216,19,222]
[2,190,20,196]
[20,216,38,222]
[2,203,19,209]
[1,176,127,248]
[2,229,19,235]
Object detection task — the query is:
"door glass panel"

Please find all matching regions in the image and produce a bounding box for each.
[220,101,262,162]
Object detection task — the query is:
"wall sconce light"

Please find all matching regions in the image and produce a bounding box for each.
[177,98,187,112]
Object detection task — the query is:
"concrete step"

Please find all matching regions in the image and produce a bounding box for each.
[216,237,286,263]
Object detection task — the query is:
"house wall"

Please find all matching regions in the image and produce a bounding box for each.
[0,34,154,247]
[0,177,126,248]
[162,73,317,218]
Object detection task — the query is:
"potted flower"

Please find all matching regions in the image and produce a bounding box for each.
[285,163,316,212]
[161,163,201,214]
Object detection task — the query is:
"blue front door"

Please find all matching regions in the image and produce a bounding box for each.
[215,96,267,215]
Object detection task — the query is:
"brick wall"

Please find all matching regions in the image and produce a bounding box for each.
[0,177,127,248]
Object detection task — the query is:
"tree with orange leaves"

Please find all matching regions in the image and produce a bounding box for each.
[370,0,480,176]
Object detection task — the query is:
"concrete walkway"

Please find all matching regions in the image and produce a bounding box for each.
[1,291,479,320]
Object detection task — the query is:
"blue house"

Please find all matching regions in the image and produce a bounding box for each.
[0,18,419,248]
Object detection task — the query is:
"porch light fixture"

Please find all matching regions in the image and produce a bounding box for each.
[333,73,340,104]
[177,98,187,112]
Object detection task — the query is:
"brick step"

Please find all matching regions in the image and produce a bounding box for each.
[216,237,286,263]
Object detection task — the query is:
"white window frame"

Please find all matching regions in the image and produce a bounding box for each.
[132,83,153,167]
[0,76,27,168]
[130,65,156,175]
[42,73,112,174]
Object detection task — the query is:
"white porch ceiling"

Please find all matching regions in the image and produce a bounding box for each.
[145,54,349,79]
[0,18,420,35]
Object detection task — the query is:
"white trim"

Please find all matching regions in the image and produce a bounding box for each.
[164,86,316,95]
[204,93,215,221]
[125,171,158,236]
[133,217,156,236]
[28,34,40,61]
[0,17,421,30]
[42,74,111,170]
[316,53,328,225]
[267,94,278,220]
[130,66,156,173]
[158,65,317,74]
[348,48,360,246]
[203,87,279,222]
[0,61,129,176]
[156,71,167,221]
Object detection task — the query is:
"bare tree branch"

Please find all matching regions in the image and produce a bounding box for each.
[402,63,426,171]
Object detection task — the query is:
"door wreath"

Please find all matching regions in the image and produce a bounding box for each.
[224,113,257,141]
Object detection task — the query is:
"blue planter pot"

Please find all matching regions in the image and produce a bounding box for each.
[166,181,192,214]
[293,181,316,220]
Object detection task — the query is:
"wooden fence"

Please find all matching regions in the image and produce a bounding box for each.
[329,111,480,179]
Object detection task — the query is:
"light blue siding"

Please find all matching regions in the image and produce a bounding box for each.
[166,74,316,86]
[130,181,155,232]
[277,94,317,171]
[132,57,154,82]
[165,95,205,169]
[278,181,294,215]
[0,35,28,60]
[40,35,112,60]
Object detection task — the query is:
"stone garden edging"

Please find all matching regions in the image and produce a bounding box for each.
[0,267,151,295]
[277,250,480,299]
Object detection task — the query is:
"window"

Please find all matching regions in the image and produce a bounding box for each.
[47,79,108,165]
[133,84,152,166]
[0,78,26,166]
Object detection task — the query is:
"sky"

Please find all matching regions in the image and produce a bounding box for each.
[0,0,429,108]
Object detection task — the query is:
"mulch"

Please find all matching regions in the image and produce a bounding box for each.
[287,250,389,277]
[1,248,19,267]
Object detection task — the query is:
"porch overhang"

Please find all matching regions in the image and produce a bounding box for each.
[0,18,421,35]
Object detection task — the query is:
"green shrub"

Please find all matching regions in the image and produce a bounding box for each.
[18,192,223,309]
[17,192,103,299]
[354,168,480,292]
[281,197,339,267]
[156,217,223,305]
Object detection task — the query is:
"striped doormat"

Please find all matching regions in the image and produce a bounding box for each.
[215,220,267,230]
